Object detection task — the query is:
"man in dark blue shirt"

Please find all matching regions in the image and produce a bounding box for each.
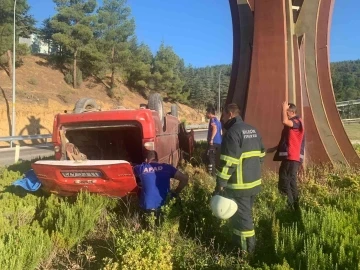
[206,107,223,176]
[133,150,189,226]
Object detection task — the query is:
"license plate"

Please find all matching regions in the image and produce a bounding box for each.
[60,171,103,178]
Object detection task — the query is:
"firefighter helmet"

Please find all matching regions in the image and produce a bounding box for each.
[210,195,238,220]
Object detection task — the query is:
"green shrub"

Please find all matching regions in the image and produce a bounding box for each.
[17,43,30,56]
[176,164,232,246]
[0,168,22,189]
[28,77,37,85]
[40,192,110,250]
[273,197,360,269]
[107,87,124,102]
[0,169,42,237]
[0,192,40,236]
[110,227,172,270]
[189,141,208,166]
[353,144,360,156]
[1,143,360,269]
[64,72,73,85]
[171,236,239,269]
[64,67,83,87]
[0,223,51,270]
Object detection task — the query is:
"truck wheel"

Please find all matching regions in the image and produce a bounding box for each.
[148,93,164,125]
[73,98,99,113]
[171,104,178,118]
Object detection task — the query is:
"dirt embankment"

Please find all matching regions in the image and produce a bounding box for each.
[0,55,205,145]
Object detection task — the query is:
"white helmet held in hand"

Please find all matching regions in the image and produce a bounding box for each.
[210,195,238,220]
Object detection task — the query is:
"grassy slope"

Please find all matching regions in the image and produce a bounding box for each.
[0,143,360,269]
[344,123,360,141]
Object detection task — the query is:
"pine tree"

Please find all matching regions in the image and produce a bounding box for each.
[97,0,135,88]
[39,18,57,54]
[51,0,97,88]
[0,0,35,76]
[152,43,185,101]
[125,39,153,93]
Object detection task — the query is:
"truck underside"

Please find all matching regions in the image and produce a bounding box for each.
[63,123,143,165]
[31,97,195,198]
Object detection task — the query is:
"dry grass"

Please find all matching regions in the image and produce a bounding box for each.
[344,123,360,141]
[0,55,204,143]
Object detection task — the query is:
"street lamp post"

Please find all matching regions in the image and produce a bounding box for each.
[11,0,17,148]
[218,69,222,116]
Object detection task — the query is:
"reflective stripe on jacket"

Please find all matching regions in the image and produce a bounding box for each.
[273,116,305,163]
[216,116,265,196]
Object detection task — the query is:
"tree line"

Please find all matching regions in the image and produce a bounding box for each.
[331,60,360,102]
[331,60,360,118]
[0,0,232,109]
[0,0,35,77]
[0,0,358,110]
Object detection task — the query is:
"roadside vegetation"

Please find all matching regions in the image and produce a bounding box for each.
[0,142,360,269]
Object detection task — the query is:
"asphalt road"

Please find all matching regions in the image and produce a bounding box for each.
[0,130,208,167]
[193,129,207,141]
[0,145,54,167]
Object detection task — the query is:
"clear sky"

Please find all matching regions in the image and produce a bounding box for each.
[28,0,360,67]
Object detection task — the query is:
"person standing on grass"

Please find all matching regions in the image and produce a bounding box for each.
[214,103,265,255]
[133,150,189,226]
[206,107,222,176]
[267,102,305,211]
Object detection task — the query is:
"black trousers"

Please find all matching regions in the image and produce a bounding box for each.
[278,160,300,206]
[229,194,256,254]
[141,208,162,228]
[207,143,221,176]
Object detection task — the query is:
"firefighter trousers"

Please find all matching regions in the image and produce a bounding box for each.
[230,195,256,253]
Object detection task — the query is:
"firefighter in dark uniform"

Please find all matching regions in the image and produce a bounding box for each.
[214,103,265,254]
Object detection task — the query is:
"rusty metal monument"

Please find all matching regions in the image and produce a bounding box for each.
[226,0,360,170]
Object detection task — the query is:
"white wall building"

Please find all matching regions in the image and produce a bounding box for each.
[19,34,50,54]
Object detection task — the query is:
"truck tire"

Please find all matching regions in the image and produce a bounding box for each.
[148,93,164,125]
[171,104,178,118]
[73,98,99,113]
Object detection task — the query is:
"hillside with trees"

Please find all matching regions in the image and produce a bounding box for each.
[0,0,359,114]
[0,0,229,111]
[0,0,35,76]
[331,60,360,101]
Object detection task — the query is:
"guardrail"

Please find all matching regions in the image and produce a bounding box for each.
[336,99,360,108]
[0,134,52,142]
[0,134,52,146]
[1,118,359,145]
[0,134,52,163]
[0,125,207,146]
[342,118,360,124]
[186,124,208,130]
[189,120,360,127]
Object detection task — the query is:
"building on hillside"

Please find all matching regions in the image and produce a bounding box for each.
[19,34,58,55]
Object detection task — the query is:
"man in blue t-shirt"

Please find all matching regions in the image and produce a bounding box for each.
[133,150,188,225]
[206,107,222,176]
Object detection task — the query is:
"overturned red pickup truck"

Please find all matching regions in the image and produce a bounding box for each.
[32,93,194,197]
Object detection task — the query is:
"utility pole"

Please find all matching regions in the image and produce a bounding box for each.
[218,69,222,116]
[11,0,17,148]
